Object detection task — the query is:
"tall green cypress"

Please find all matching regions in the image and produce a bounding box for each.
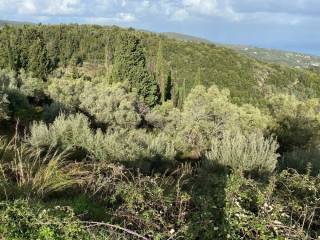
[183,78,186,100]
[156,40,165,103]
[6,28,22,72]
[196,67,202,85]
[164,70,173,101]
[111,32,158,107]
[28,37,49,80]
[173,86,179,108]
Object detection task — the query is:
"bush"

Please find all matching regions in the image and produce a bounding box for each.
[19,69,45,97]
[189,168,316,239]
[80,82,141,129]
[145,101,181,132]
[275,170,320,238]
[86,166,193,239]
[29,113,93,150]
[42,102,74,123]
[0,199,89,240]
[174,85,272,159]
[280,148,320,175]
[268,94,320,152]
[48,78,85,107]
[0,91,9,120]
[88,129,176,169]
[206,131,279,173]
[29,114,176,169]
[0,69,17,90]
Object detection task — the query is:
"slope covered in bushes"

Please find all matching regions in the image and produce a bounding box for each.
[1,24,320,239]
[1,24,320,105]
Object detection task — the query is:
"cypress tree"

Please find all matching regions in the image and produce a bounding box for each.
[183,78,186,100]
[111,32,158,107]
[164,70,173,101]
[6,28,22,72]
[156,40,165,103]
[173,86,179,108]
[196,67,202,85]
[28,37,49,80]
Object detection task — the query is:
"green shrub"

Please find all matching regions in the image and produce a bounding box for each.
[0,69,17,90]
[29,113,93,150]
[19,69,46,97]
[206,131,279,173]
[0,91,9,120]
[175,85,272,158]
[275,170,320,238]
[80,82,141,129]
[106,171,192,239]
[0,199,89,240]
[29,114,176,169]
[6,89,35,122]
[188,168,315,239]
[48,78,85,107]
[42,102,74,123]
[145,101,181,132]
[89,129,176,169]
[268,94,320,152]
[280,148,320,175]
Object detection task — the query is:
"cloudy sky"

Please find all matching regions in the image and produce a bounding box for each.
[0,0,319,55]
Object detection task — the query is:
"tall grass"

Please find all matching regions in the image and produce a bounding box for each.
[0,135,88,199]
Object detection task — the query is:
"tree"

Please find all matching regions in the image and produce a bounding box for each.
[6,27,22,72]
[111,32,158,107]
[156,40,166,103]
[28,37,49,80]
[164,71,173,101]
[196,67,202,85]
[268,94,320,152]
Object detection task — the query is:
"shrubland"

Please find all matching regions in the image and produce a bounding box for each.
[0,24,320,239]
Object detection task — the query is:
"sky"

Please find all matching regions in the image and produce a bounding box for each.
[0,0,319,55]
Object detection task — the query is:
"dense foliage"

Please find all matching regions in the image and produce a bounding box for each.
[1,24,320,239]
[2,24,320,105]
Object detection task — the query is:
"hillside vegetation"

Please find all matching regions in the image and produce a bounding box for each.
[1,24,320,105]
[161,31,320,69]
[0,24,320,239]
[228,45,320,69]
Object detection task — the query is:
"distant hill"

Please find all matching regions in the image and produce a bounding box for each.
[1,23,318,69]
[162,32,320,69]
[227,45,320,69]
[162,32,213,44]
[0,19,33,26]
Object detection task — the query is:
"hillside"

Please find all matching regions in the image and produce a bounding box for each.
[1,21,319,70]
[1,24,320,239]
[0,19,32,25]
[227,45,320,68]
[162,31,320,69]
[1,24,320,106]
[161,32,213,44]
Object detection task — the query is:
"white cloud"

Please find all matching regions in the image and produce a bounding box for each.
[18,0,37,14]
[44,0,82,15]
[83,12,136,24]
[182,0,218,15]
[1,0,319,25]
[117,12,137,22]
[172,9,189,21]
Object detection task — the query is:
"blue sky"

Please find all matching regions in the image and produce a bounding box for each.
[1,0,319,55]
